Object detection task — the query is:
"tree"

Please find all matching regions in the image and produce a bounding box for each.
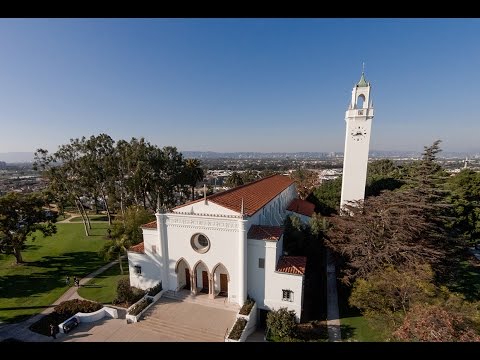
[225,171,244,188]
[310,177,342,216]
[290,169,319,200]
[101,235,130,275]
[110,205,154,245]
[393,303,480,342]
[446,169,480,244]
[266,307,297,340]
[241,170,259,184]
[183,158,204,201]
[366,159,405,197]
[349,264,436,331]
[326,188,445,284]
[0,192,57,264]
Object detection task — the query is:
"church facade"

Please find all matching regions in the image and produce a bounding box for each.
[127,175,313,320]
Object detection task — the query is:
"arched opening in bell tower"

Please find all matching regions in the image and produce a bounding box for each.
[356,94,365,109]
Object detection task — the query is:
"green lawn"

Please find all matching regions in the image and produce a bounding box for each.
[340,316,385,342]
[68,215,110,222]
[78,259,129,304]
[0,223,109,324]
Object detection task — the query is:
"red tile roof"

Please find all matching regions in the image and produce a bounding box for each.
[276,256,307,275]
[128,242,144,254]
[141,220,157,229]
[247,225,284,241]
[173,174,295,216]
[287,198,315,217]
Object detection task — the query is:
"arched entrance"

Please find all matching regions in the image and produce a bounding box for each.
[212,263,229,298]
[193,261,210,295]
[175,258,192,292]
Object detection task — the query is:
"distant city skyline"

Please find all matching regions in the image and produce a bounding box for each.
[0,19,479,154]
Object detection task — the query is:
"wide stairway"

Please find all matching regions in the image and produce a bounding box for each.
[134,296,237,342]
[163,290,240,311]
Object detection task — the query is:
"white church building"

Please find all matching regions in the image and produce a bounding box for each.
[127,175,314,320]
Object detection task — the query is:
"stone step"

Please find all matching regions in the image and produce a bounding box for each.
[162,292,239,311]
[137,319,223,342]
[142,315,227,338]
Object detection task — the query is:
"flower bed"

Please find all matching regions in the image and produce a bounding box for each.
[128,297,152,316]
[147,282,162,297]
[239,298,255,316]
[228,318,247,340]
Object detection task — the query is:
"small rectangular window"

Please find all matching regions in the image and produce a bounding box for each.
[282,289,293,302]
[152,245,157,254]
[134,265,142,275]
[258,258,265,269]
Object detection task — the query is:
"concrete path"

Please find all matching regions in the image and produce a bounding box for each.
[0,258,123,342]
[326,249,341,342]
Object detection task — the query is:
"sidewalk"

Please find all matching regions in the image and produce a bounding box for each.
[326,249,341,342]
[0,258,123,342]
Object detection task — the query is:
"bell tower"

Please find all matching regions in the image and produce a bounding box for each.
[340,69,374,210]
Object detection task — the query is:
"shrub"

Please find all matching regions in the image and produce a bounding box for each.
[266,307,297,340]
[239,297,255,316]
[54,299,102,317]
[113,277,146,306]
[128,297,153,316]
[147,282,163,297]
[228,318,247,340]
[30,299,102,337]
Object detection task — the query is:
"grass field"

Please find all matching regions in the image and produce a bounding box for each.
[68,215,110,222]
[0,223,109,324]
[78,259,129,304]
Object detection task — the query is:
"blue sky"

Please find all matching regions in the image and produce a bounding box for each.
[0,18,479,154]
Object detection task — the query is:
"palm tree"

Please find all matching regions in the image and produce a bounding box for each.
[101,234,130,275]
[184,159,204,201]
[226,171,244,188]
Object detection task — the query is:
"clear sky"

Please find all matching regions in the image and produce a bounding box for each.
[0,18,479,154]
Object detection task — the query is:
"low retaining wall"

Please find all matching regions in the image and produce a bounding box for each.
[58,306,119,334]
[126,289,165,323]
[225,302,257,342]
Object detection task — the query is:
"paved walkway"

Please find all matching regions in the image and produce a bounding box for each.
[326,249,341,342]
[0,258,123,342]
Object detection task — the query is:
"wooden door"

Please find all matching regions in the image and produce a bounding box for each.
[185,268,191,290]
[220,273,228,294]
[202,271,209,291]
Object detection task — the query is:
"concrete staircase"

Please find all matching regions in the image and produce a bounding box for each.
[134,296,235,342]
[163,290,240,311]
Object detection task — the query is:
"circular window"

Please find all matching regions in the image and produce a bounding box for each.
[191,233,210,254]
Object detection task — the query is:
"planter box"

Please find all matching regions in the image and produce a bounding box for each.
[126,290,165,323]
[226,301,257,342]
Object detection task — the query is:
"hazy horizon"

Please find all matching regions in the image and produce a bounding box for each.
[1,19,479,154]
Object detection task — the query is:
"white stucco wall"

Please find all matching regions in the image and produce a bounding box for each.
[127,251,162,290]
[247,235,303,321]
[127,181,304,312]
[164,213,242,304]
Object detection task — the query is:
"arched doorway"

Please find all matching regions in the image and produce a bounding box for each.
[212,263,229,298]
[175,258,191,292]
[193,261,209,295]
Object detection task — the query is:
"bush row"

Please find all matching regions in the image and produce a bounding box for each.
[113,277,145,306]
[29,299,102,337]
[147,282,162,297]
[128,297,153,316]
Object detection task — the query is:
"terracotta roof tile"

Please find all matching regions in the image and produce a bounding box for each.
[129,242,145,254]
[287,198,315,217]
[276,256,307,275]
[247,225,284,241]
[173,174,294,216]
[141,220,157,229]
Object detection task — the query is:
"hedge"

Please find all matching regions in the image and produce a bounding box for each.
[228,318,247,340]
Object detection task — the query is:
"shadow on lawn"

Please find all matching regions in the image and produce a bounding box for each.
[0,251,106,300]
